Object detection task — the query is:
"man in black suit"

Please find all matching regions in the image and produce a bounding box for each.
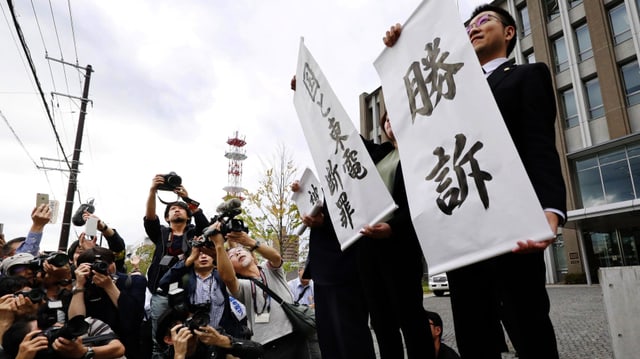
[383,4,566,359]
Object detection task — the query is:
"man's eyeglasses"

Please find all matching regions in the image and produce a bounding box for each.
[466,14,503,34]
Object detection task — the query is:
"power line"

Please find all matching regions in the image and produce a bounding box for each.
[0,109,40,168]
[6,0,71,171]
[66,0,82,88]
[48,0,74,117]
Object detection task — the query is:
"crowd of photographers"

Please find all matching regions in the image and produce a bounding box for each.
[0,173,326,359]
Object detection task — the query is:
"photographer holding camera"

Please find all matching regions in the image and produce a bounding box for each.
[144,174,209,359]
[67,212,127,274]
[0,276,45,349]
[68,247,146,359]
[156,307,262,359]
[2,315,126,359]
[157,234,251,342]
[214,227,310,359]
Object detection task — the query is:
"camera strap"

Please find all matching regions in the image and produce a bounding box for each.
[157,193,200,207]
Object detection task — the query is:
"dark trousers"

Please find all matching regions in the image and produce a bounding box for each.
[358,238,435,359]
[313,281,376,359]
[447,252,559,359]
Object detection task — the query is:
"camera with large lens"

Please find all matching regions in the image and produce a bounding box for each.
[183,309,210,332]
[158,172,182,191]
[200,199,248,242]
[15,288,45,303]
[28,252,70,272]
[40,315,89,343]
[168,287,211,333]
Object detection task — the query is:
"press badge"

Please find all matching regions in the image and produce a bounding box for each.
[255,312,270,323]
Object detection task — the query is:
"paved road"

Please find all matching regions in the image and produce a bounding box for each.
[418,285,613,359]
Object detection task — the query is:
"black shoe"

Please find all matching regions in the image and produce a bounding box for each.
[72,199,95,226]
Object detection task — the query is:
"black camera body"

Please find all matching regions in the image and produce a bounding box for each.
[89,254,109,275]
[188,236,214,248]
[16,288,45,303]
[168,287,211,333]
[91,261,109,275]
[39,315,89,342]
[158,172,182,191]
[168,287,189,313]
[29,252,69,272]
[198,199,248,243]
[181,310,211,333]
[71,199,95,226]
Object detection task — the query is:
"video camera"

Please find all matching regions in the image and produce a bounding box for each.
[194,199,248,247]
[158,172,182,191]
[28,252,69,272]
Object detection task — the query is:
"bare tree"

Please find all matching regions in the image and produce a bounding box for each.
[244,144,302,260]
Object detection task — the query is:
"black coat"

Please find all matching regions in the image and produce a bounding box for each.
[487,61,566,217]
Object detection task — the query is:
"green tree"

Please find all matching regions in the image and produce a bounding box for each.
[128,242,154,275]
[244,144,302,261]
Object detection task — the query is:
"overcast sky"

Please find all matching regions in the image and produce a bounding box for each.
[0,0,485,251]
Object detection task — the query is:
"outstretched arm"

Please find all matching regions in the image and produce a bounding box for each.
[145,175,163,221]
[226,231,282,268]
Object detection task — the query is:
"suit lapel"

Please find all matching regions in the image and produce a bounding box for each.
[487,62,516,90]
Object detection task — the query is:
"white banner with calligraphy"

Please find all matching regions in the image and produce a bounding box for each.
[294,39,397,250]
[374,0,553,274]
[291,167,324,235]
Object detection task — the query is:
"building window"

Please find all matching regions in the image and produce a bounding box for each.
[609,3,632,44]
[585,78,604,119]
[621,60,640,106]
[519,6,531,37]
[526,52,536,64]
[546,0,560,21]
[569,0,583,8]
[553,36,569,72]
[575,145,639,207]
[561,88,579,128]
[575,24,593,62]
[629,143,640,202]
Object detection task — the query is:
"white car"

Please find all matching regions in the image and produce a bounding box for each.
[429,273,449,297]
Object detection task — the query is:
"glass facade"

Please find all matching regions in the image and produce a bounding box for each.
[552,235,567,280]
[519,6,531,37]
[621,60,640,106]
[575,24,592,62]
[553,36,569,72]
[575,144,640,207]
[569,0,583,8]
[585,78,604,119]
[585,229,640,280]
[546,0,560,21]
[561,88,579,128]
[526,52,536,64]
[609,3,632,44]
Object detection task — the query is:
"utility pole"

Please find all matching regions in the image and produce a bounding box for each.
[58,64,93,252]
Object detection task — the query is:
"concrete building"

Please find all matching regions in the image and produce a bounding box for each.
[358,0,640,284]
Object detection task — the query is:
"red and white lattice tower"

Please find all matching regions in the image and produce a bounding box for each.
[223,131,247,199]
